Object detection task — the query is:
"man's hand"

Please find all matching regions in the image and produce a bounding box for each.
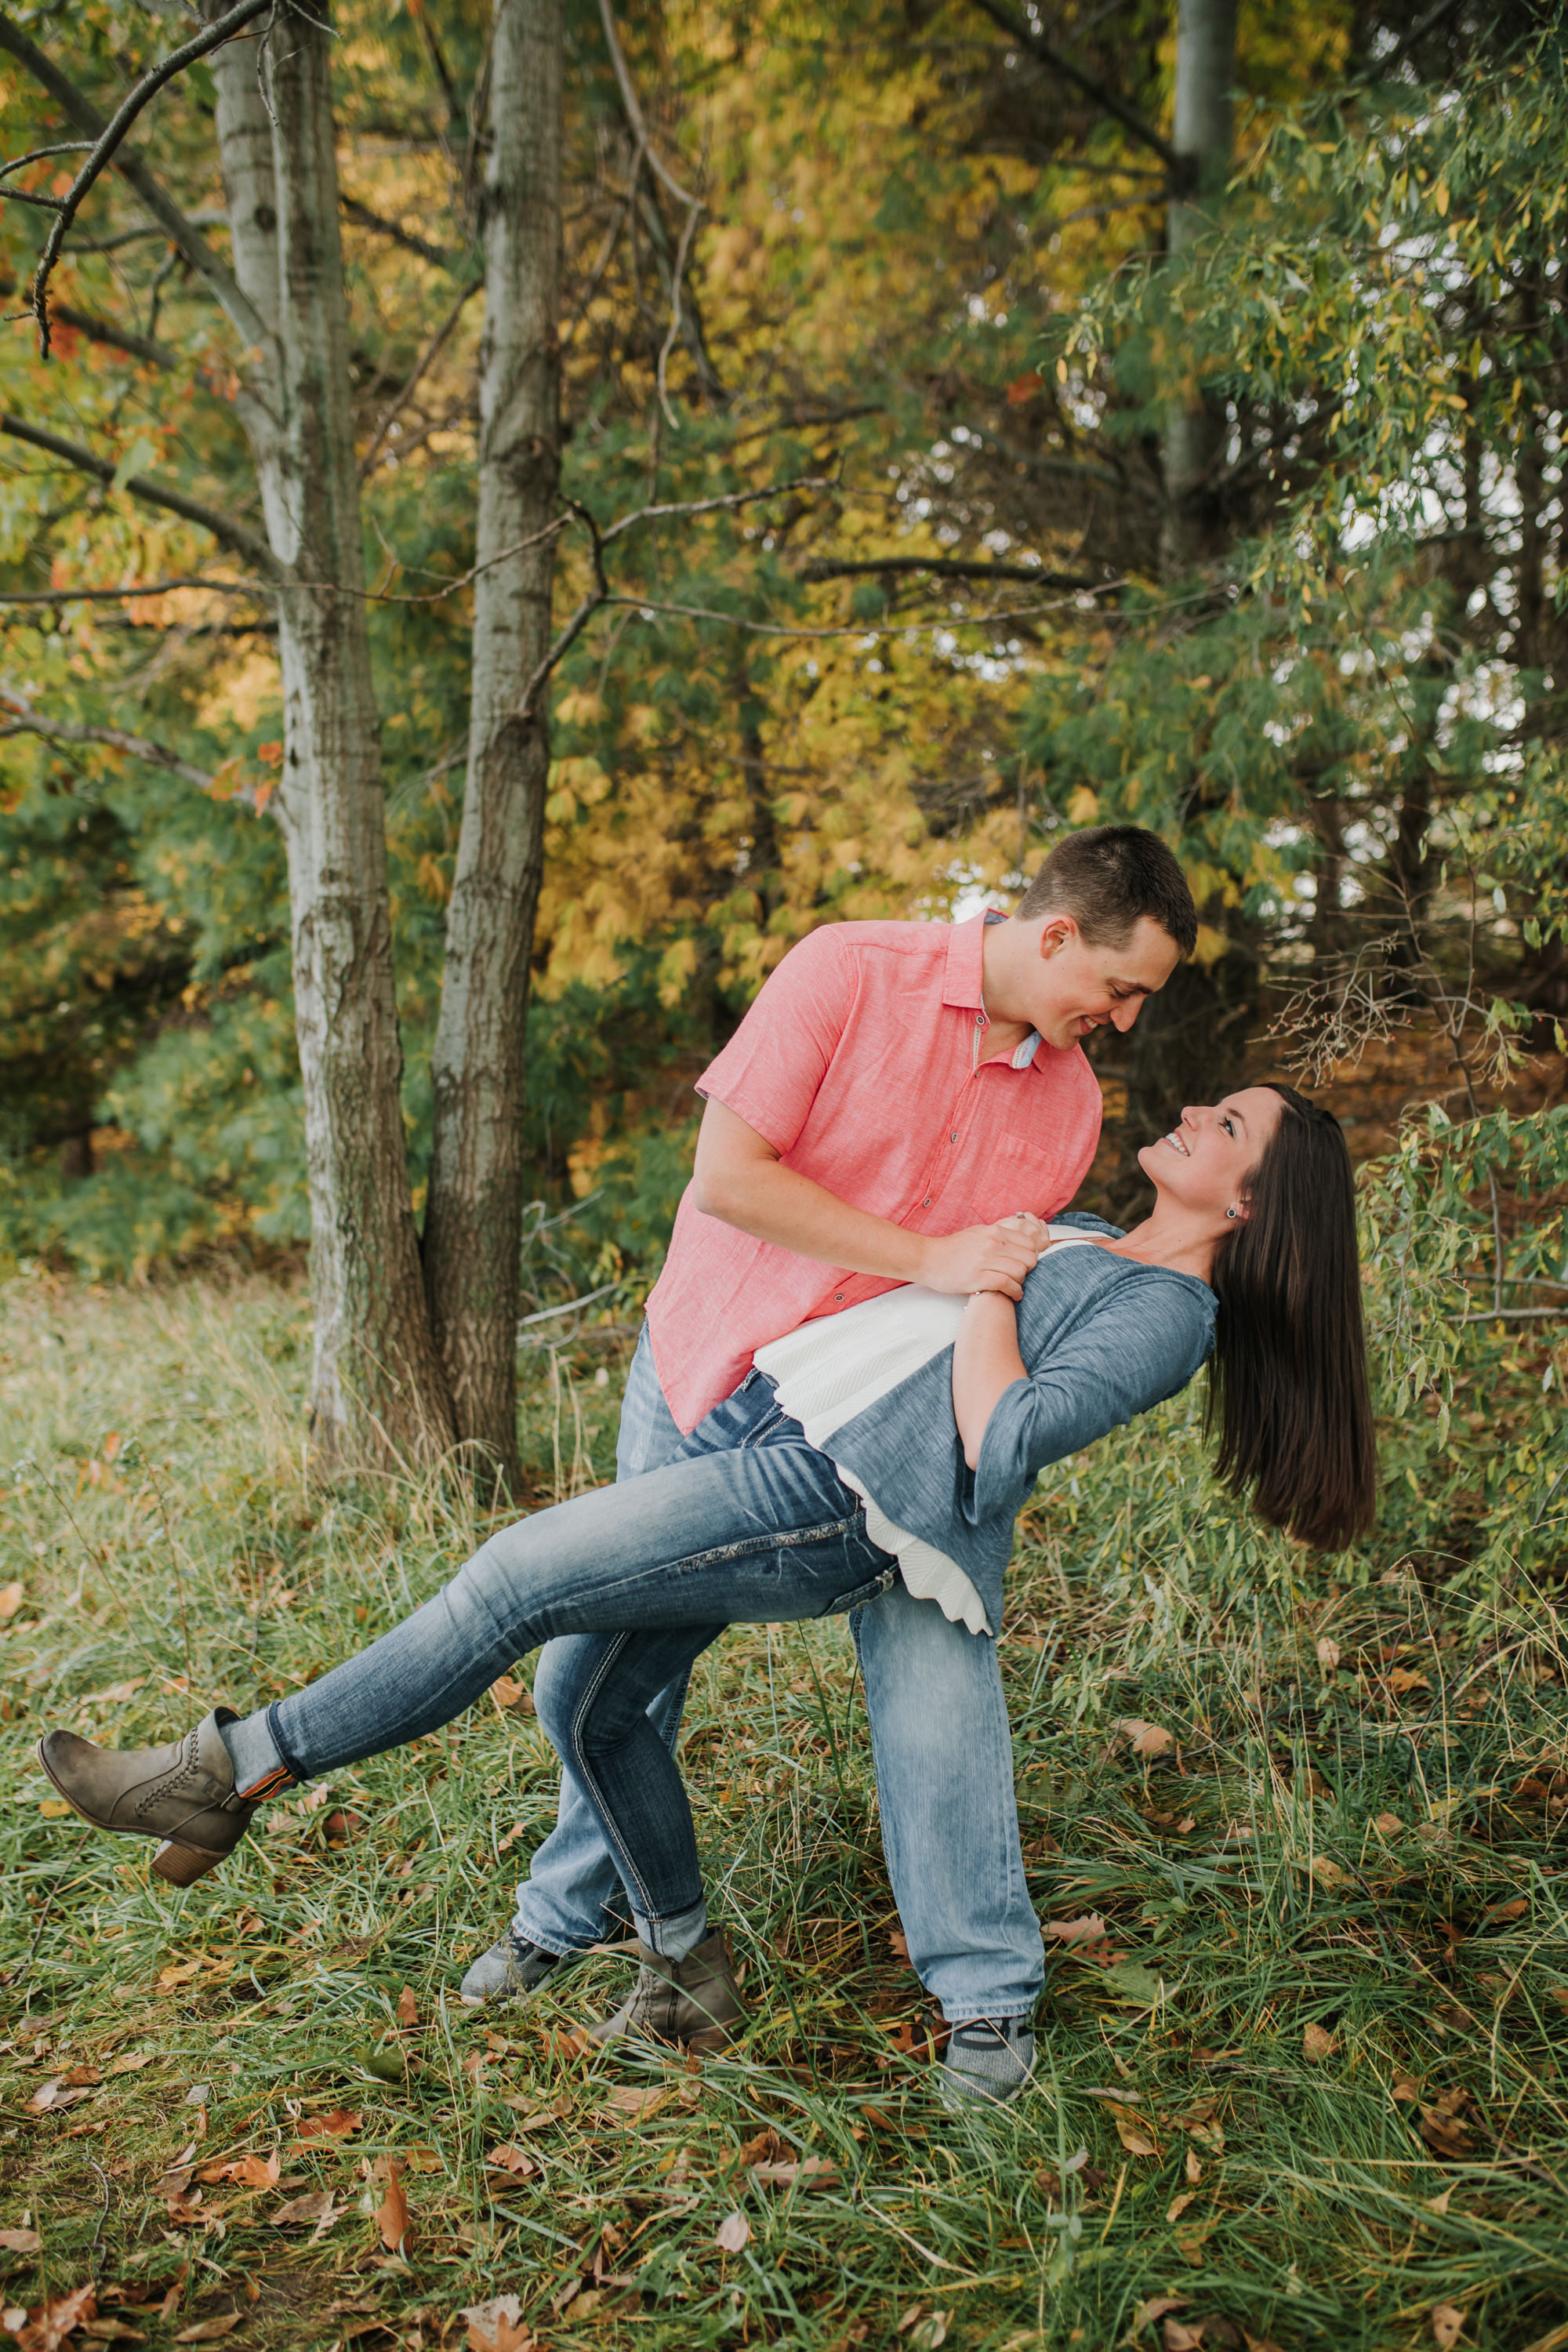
[917,1213,1050,1301]
[691,1098,1054,1295]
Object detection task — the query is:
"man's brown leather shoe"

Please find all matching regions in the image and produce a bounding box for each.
[590,1929,746,2056]
[37,1710,256,1886]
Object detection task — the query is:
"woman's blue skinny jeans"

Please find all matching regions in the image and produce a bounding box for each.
[258,1381,898,1931]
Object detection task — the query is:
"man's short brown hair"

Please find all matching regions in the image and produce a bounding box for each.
[1017,824,1197,957]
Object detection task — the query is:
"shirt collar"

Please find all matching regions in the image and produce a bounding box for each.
[943,912,1044,1068]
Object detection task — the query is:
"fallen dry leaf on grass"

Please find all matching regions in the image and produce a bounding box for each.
[0,1583,24,1619]
[1163,2321,1206,2351]
[714,2211,749,2253]
[594,2085,666,2124]
[737,2127,786,2168]
[172,2315,243,2344]
[198,2151,279,2190]
[1108,2104,1163,2159]
[462,2292,532,2352]
[1117,1719,1175,1759]
[484,2145,536,2180]
[1184,2150,1203,2185]
[1316,1637,1341,1671]
[1303,2023,1338,2063]
[270,2191,333,2228]
[1419,2096,1477,2161]
[1127,2297,1188,2340]
[27,2082,95,2114]
[1384,1667,1429,1696]
[1374,1812,1403,1835]
[1309,1859,1346,1889]
[1166,2192,1198,2224]
[749,2156,838,2190]
[1391,2075,1422,2104]
[103,2055,150,2078]
[9,2280,97,2350]
[295,2109,359,2143]
[1432,2306,1467,2350]
[1043,1913,1110,1947]
[0,2230,39,2254]
[376,2166,409,2252]
[395,1987,417,2028]
[1483,1897,1528,1926]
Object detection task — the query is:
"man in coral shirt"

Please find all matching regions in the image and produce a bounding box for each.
[465,827,1196,2100]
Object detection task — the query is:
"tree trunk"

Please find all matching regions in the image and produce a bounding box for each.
[422,0,563,1491]
[1100,0,1250,1218]
[1159,0,1236,576]
[212,2,456,1468]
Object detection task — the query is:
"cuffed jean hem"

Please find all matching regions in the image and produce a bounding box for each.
[264,1697,308,1785]
[942,2003,1036,2024]
[506,1914,590,1960]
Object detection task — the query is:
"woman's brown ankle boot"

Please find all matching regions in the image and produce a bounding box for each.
[590,1929,746,2055]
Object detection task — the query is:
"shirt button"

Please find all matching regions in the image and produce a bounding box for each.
[922,1197,932,1208]
[949,1131,957,1142]
[833,1292,844,1302]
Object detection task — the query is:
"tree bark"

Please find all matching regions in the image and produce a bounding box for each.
[212,2,456,1467]
[1159,0,1236,577]
[421,0,563,1491]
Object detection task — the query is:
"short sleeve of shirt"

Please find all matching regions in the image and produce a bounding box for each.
[695,927,857,1159]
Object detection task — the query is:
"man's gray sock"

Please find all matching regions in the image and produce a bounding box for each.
[938,2016,1035,2109]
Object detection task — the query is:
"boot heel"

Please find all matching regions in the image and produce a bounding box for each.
[151,1838,226,1887]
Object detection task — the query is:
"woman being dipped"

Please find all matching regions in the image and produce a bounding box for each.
[37,1083,1375,2106]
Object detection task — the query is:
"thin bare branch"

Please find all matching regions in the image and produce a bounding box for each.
[0,140,91,181]
[339,192,466,271]
[0,415,280,579]
[0,681,212,789]
[71,209,227,256]
[22,0,272,358]
[0,273,174,366]
[596,0,702,212]
[964,0,1178,172]
[0,13,269,353]
[800,555,1101,588]
[358,277,482,480]
[656,186,702,430]
[0,575,267,606]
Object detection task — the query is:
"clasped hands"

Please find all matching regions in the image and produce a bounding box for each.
[917,1210,1051,1302]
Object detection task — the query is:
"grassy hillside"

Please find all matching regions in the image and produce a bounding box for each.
[0,1272,1563,2351]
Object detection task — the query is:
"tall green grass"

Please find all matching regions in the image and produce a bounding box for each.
[0,1268,1563,2351]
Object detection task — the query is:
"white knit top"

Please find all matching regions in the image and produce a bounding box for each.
[753,1227,1105,1635]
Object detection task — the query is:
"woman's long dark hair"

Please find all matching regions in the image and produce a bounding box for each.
[1207,1083,1377,1551]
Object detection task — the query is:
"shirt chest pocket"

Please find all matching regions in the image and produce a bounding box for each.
[974,1130,1073,1221]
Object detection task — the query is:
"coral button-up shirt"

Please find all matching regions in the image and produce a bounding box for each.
[645,914,1104,1434]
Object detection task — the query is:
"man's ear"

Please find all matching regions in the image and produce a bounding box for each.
[1037,913,1079,957]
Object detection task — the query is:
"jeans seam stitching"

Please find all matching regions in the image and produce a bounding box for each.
[565,1632,664,1924]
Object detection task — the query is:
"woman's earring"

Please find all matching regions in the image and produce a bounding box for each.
[1225,1207,1237,1220]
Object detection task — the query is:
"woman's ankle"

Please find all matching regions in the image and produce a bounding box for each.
[220,1708,295,1802]
[631,1897,709,1962]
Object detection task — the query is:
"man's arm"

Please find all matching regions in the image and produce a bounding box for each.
[691,1097,1047,1301]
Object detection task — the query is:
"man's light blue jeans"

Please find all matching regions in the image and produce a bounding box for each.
[514,1327,1044,2021]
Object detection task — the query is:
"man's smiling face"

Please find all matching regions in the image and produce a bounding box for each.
[1022,914,1181,1052]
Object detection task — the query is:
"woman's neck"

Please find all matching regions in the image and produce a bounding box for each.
[1098,1207,1221,1287]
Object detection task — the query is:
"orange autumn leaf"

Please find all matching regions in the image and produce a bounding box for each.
[376,2165,410,2252]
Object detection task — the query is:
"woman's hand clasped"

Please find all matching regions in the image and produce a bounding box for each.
[917,1212,1050,1301]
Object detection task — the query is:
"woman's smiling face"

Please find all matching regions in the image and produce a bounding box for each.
[1137,1089,1287,1221]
